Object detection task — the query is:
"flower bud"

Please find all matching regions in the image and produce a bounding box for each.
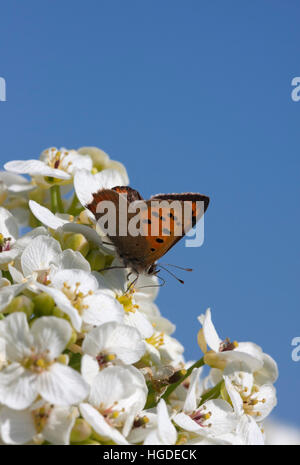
[204,351,226,370]
[105,255,115,268]
[67,329,77,347]
[64,233,90,257]
[70,418,92,443]
[79,210,92,225]
[86,249,106,271]
[4,295,34,317]
[52,306,65,318]
[32,293,55,316]
[56,354,69,365]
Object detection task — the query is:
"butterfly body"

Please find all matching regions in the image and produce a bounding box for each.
[86,186,209,279]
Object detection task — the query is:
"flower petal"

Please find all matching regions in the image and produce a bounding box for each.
[30,316,72,360]
[21,235,62,277]
[29,200,68,229]
[43,406,78,445]
[0,312,32,361]
[80,403,128,445]
[37,363,89,406]
[0,363,38,410]
[4,160,70,179]
[0,406,36,444]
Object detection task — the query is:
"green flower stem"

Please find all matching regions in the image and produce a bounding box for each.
[145,357,205,409]
[199,380,223,405]
[1,270,12,282]
[50,185,64,213]
[67,193,79,215]
[161,357,205,404]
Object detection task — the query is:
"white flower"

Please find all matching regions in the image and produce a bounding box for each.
[28,201,111,253]
[9,235,90,288]
[0,207,20,265]
[173,367,237,439]
[0,282,27,312]
[29,200,70,230]
[35,268,124,331]
[235,414,265,445]
[94,266,155,338]
[0,312,89,409]
[143,399,177,445]
[77,146,129,184]
[0,171,34,195]
[80,365,147,444]
[146,331,184,367]
[223,362,277,422]
[0,403,78,445]
[0,206,48,268]
[81,322,146,384]
[4,147,92,184]
[198,308,266,372]
[74,168,129,207]
[0,172,35,227]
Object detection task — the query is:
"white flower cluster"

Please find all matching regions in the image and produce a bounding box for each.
[0,146,278,445]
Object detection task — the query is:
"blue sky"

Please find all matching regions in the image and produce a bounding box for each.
[0,1,299,426]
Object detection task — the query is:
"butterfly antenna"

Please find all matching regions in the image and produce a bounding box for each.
[159,263,193,272]
[136,275,166,290]
[98,265,127,272]
[158,265,185,284]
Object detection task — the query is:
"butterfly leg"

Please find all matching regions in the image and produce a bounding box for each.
[125,271,139,293]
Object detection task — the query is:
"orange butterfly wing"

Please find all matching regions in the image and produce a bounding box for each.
[86,188,210,273]
[137,193,210,267]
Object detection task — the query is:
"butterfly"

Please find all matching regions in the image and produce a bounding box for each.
[86,186,209,284]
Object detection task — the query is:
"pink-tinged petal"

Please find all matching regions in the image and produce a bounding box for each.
[37,363,89,406]
[0,363,38,410]
[80,403,128,445]
[0,248,20,265]
[173,412,201,433]
[0,406,36,444]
